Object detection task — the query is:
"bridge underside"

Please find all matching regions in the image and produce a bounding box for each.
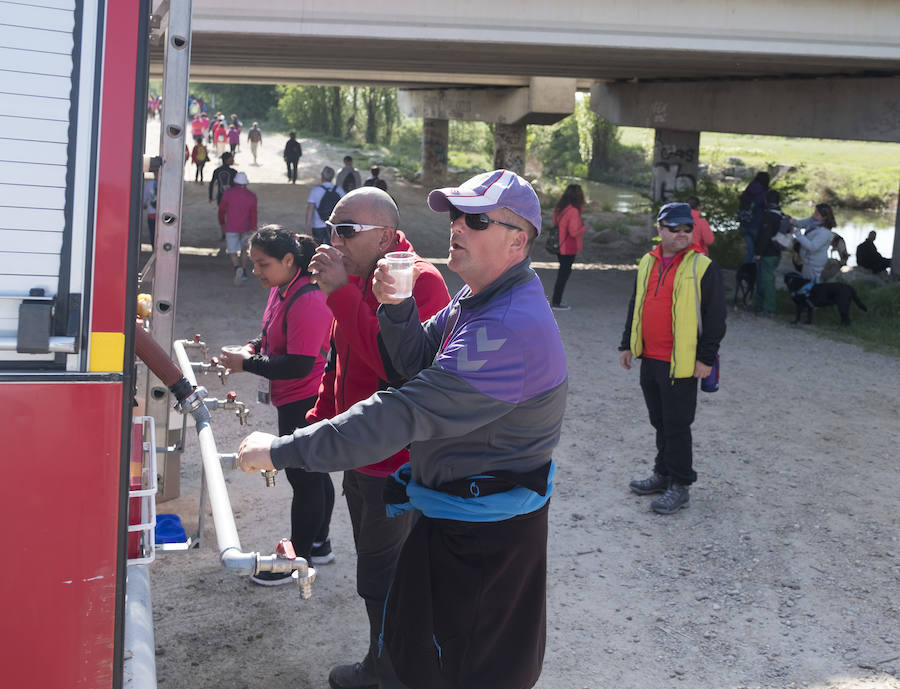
[151,33,900,88]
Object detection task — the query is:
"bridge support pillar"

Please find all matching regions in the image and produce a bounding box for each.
[422,117,449,189]
[651,129,699,202]
[493,123,526,175]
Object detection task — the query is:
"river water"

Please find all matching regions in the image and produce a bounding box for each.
[581,179,896,267]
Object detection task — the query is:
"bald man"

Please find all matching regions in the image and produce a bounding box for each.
[306,188,450,689]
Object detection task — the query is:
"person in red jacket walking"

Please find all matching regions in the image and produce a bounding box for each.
[218,171,258,285]
[306,187,450,689]
[550,184,588,311]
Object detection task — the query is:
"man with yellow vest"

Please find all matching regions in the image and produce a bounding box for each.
[619,202,726,514]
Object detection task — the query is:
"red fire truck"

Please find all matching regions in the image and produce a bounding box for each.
[0,3,310,687]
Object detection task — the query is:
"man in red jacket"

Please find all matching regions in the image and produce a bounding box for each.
[307,187,450,689]
[217,171,257,285]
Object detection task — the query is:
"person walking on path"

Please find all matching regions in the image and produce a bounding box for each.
[305,166,343,246]
[217,171,258,285]
[236,170,567,689]
[212,116,228,157]
[247,123,263,165]
[190,113,205,144]
[283,132,302,183]
[550,183,587,311]
[687,196,715,256]
[751,189,787,316]
[619,202,726,515]
[208,152,237,212]
[303,187,449,689]
[219,227,336,585]
[336,156,361,194]
[363,165,387,191]
[227,124,241,155]
[191,140,208,183]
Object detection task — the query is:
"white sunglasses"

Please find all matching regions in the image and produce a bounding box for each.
[325,221,387,239]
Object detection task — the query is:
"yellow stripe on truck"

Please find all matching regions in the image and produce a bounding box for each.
[89,332,125,372]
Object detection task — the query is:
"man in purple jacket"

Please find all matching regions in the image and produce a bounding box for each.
[237,170,567,689]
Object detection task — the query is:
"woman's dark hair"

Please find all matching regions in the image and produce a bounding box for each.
[250,225,317,276]
[555,184,585,213]
[686,195,701,210]
[370,165,380,177]
[815,203,836,230]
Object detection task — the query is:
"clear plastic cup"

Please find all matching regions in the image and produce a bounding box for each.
[384,251,415,299]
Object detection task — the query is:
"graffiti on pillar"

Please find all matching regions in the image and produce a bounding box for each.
[650,101,669,125]
[652,163,696,201]
[652,133,698,201]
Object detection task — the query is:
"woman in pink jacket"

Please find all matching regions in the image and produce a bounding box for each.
[551,184,588,311]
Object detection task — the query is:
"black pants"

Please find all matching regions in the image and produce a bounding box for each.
[285,158,298,182]
[385,503,548,689]
[639,358,698,485]
[194,161,205,182]
[343,470,414,603]
[551,253,576,305]
[277,397,335,561]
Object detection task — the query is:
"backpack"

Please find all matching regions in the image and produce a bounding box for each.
[544,224,560,254]
[737,190,755,224]
[341,171,358,194]
[195,146,207,162]
[316,185,341,222]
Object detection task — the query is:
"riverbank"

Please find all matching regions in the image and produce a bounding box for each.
[621,127,900,212]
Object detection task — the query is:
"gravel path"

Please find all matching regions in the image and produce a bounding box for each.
[145,122,900,689]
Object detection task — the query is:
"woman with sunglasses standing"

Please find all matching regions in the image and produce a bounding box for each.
[219,226,337,584]
[550,184,588,311]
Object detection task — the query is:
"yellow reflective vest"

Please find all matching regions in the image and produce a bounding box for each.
[629,249,711,378]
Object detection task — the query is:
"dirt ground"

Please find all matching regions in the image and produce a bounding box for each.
[145,124,900,689]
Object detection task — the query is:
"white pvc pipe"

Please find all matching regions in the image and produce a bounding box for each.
[123,565,157,689]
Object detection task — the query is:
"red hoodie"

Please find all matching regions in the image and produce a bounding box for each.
[306,232,450,476]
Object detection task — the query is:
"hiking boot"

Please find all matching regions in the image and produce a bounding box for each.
[651,483,690,514]
[310,539,335,565]
[328,655,378,689]
[629,472,669,495]
[250,570,296,586]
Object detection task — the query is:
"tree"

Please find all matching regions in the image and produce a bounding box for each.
[189,83,278,121]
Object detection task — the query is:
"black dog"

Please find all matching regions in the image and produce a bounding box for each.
[783,272,867,325]
[734,262,756,310]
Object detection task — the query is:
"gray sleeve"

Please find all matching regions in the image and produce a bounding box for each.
[269,365,513,473]
[377,301,445,379]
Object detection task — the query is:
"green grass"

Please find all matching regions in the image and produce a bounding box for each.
[619,127,900,210]
[771,280,900,356]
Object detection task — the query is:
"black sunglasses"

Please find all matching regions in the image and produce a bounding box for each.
[660,223,693,234]
[449,206,524,232]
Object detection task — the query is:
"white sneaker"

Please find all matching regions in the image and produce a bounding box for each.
[551,302,571,311]
[233,266,244,286]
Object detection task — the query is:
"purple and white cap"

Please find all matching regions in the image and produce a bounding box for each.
[427,169,543,235]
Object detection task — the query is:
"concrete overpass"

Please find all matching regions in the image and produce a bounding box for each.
[150,0,900,194]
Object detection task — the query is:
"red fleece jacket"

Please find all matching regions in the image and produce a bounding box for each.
[306,232,450,476]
